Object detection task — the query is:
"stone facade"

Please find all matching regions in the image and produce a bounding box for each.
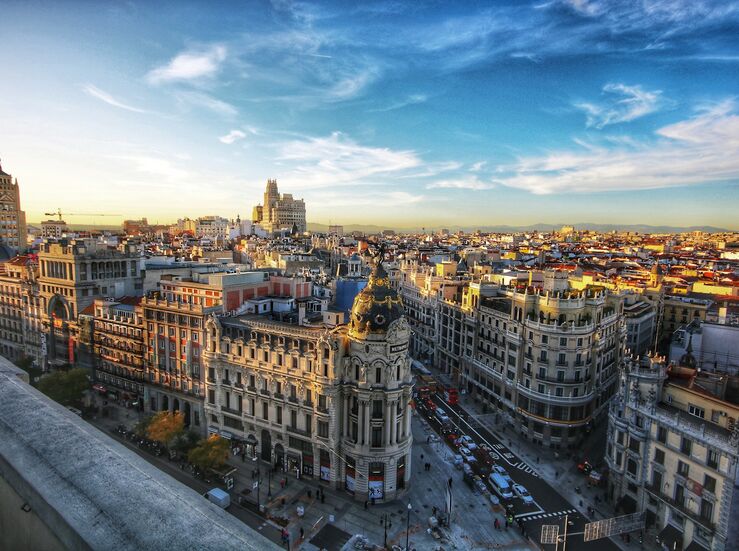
[0,162,27,252]
[203,263,413,501]
[252,179,306,234]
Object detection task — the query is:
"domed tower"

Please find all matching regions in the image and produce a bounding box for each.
[339,261,413,502]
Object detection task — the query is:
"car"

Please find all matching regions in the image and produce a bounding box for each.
[458,435,477,451]
[453,455,464,469]
[492,464,512,482]
[460,450,477,464]
[513,484,534,505]
[474,475,488,495]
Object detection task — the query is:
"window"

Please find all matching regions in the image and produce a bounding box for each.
[674,484,685,507]
[541,335,548,344]
[707,449,719,470]
[703,474,716,493]
[677,460,689,477]
[560,337,567,346]
[375,367,382,384]
[290,410,297,428]
[657,426,667,444]
[617,431,624,445]
[371,427,383,447]
[654,448,665,465]
[318,394,327,410]
[628,438,640,453]
[373,400,384,419]
[208,389,215,405]
[262,402,268,420]
[627,459,638,476]
[688,404,705,419]
[680,437,692,456]
[305,414,312,435]
[276,406,282,425]
[652,469,662,490]
[318,420,329,438]
[700,499,713,522]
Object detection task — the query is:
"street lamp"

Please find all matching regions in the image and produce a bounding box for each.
[381,513,392,549]
[405,503,412,551]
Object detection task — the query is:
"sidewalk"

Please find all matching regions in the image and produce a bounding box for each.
[454,389,659,551]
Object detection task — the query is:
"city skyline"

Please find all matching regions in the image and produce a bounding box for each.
[2,1,739,229]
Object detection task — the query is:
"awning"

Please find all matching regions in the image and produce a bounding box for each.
[684,541,710,551]
[657,524,684,551]
[246,434,258,444]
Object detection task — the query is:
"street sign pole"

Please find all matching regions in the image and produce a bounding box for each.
[562,514,568,551]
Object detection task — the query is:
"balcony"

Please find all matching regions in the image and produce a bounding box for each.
[287,425,310,437]
[644,484,715,532]
[516,383,594,405]
[221,406,243,416]
[317,405,329,414]
[287,396,298,404]
[259,389,270,397]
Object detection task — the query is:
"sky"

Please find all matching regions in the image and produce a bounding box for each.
[1,0,738,230]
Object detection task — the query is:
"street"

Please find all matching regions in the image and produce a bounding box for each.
[421,392,621,551]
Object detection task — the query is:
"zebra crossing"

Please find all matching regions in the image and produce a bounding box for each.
[516,508,578,521]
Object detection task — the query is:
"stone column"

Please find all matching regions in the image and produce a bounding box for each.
[385,401,392,446]
[358,400,364,444]
[363,400,371,446]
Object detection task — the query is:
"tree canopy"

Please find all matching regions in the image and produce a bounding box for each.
[146,411,185,446]
[37,368,89,407]
[187,435,230,473]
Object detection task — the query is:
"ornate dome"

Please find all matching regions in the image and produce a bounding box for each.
[349,262,404,337]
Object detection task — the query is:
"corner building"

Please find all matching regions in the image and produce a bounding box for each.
[204,263,413,501]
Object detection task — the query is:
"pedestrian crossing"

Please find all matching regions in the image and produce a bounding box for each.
[516,509,577,521]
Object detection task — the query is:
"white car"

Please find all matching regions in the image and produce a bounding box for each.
[459,447,476,463]
[513,484,534,505]
[458,435,477,451]
[493,464,512,482]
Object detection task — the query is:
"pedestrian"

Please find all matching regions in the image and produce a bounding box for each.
[364,500,368,510]
[321,493,325,504]
[428,463,432,472]
[371,497,376,507]
[420,453,424,461]
[427,435,431,443]
[280,478,285,489]
[300,527,304,540]
[494,518,500,530]
[432,506,437,517]
[307,489,312,499]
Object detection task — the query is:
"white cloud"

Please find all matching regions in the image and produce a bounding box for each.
[82,84,146,113]
[575,83,663,128]
[470,161,487,172]
[115,155,191,181]
[370,94,428,112]
[219,130,247,144]
[175,91,238,116]
[427,176,495,190]
[147,45,227,84]
[497,99,739,194]
[277,131,421,187]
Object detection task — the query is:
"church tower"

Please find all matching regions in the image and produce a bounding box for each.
[338,261,413,501]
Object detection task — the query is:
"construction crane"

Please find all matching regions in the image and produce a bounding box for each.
[44,208,122,222]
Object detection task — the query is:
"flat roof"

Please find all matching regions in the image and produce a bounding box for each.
[0,358,280,551]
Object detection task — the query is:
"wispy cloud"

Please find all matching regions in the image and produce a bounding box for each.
[276,131,421,188]
[82,84,146,113]
[175,91,238,117]
[370,94,428,112]
[470,161,487,172]
[497,99,739,194]
[219,130,246,144]
[147,45,227,85]
[115,155,192,181]
[427,176,495,190]
[575,83,663,128]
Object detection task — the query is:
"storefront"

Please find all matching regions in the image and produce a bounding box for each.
[368,462,384,500]
[319,449,331,482]
[302,448,313,477]
[396,456,406,489]
[345,455,356,494]
[245,434,258,459]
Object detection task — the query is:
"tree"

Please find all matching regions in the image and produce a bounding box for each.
[187,435,230,473]
[171,430,200,454]
[146,411,185,447]
[132,415,153,437]
[37,368,89,407]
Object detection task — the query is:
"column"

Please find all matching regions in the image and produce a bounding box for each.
[358,400,365,444]
[364,401,371,446]
[389,400,397,445]
[384,401,393,447]
[344,395,350,438]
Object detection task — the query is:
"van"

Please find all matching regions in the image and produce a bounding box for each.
[489,473,514,500]
[206,488,230,509]
[435,407,450,424]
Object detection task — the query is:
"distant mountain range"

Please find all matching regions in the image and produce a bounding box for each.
[307,222,735,234]
[29,221,734,235]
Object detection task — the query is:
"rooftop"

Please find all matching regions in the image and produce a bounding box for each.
[0,357,280,551]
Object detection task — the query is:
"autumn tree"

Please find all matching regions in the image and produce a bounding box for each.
[146,411,185,447]
[38,368,89,407]
[187,435,230,473]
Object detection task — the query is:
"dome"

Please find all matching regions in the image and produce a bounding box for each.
[348,262,404,337]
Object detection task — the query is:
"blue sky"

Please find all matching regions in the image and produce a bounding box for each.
[1,0,738,229]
